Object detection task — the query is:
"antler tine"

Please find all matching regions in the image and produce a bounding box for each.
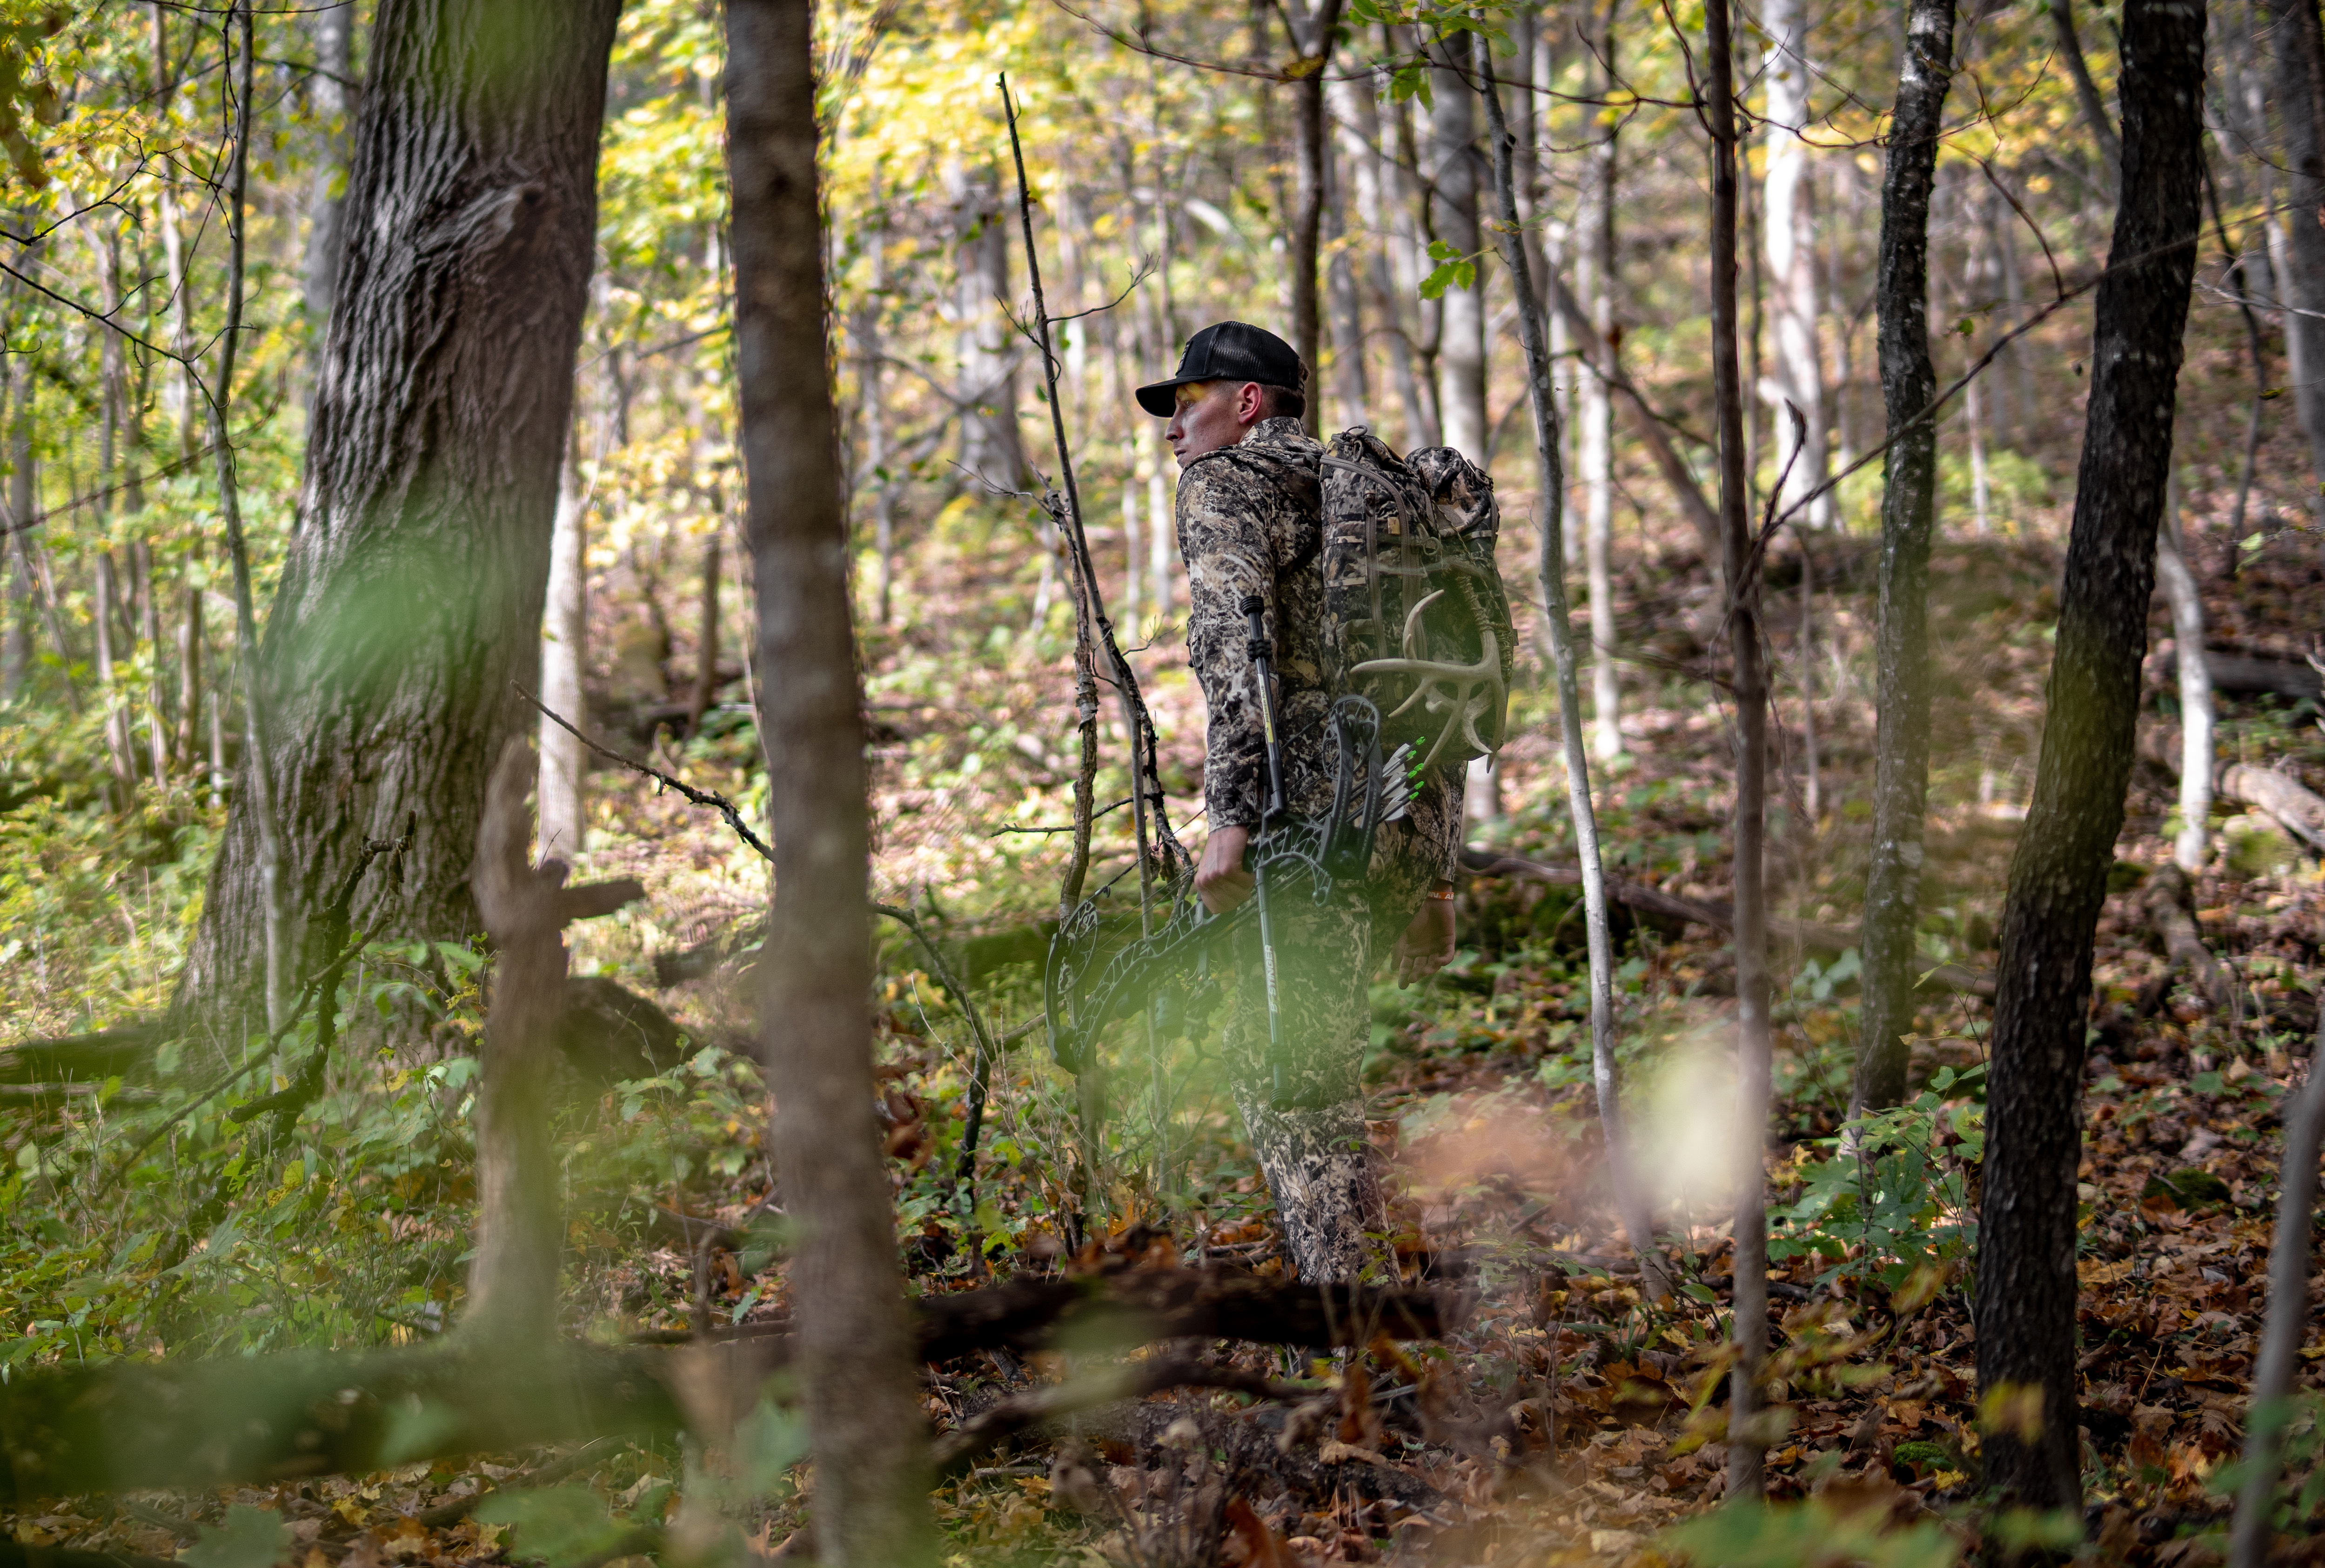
[1355,629,1503,772]
[1399,588,1446,660]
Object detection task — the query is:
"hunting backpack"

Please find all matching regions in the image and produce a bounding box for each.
[1317,428,1516,772]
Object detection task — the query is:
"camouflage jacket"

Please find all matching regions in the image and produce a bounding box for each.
[1177,417,1461,885]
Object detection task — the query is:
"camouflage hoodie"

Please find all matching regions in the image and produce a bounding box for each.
[1177,416,1461,882]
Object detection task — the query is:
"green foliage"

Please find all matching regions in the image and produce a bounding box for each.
[1661,1494,1961,1568]
[179,1506,292,1568]
[1769,1066,1985,1297]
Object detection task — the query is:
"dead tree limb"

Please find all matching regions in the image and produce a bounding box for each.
[931,1357,1307,1472]
[2142,863,2235,1016]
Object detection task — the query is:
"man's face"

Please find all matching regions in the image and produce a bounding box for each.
[1164,381,1260,467]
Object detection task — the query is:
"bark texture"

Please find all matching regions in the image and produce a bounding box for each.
[183,0,622,1017]
[1974,0,2205,1511]
[2269,0,2325,499]
[1579,0,1622,762]
[1286,0,1345,436]
[2154,505,2213,871]
[1706,0,1774,1500]
[1761,0,1829,529]
[1853,0,1955,1115]
[726,2,935,1561]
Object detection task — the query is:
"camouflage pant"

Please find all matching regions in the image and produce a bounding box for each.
[1217,821,1441,1284]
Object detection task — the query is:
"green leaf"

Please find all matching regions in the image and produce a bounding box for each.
[181,1507,291,1568]
[476,1486,627,1568]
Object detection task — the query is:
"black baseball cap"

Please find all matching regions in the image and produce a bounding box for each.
[1135,321,1306,417]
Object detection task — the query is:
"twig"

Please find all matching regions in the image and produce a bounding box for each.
[516,682,773,862]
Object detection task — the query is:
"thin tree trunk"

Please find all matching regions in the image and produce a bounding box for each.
[2051,0,2124,180]
[1975,0,2205,1513]
[952,164,1026,491]
[182,0,622,1022]
[1762,0,1830,530]
[2156,482,2213,872]
[2268,0,2325,512]
[1333,69,1433,453]
[152,5,198,460]
[688,533,721,739]
[1430,43,1487,460]
[94,551,137,793]
[1581,0,1622,763]
[301,0,356,323]
[2228,1012,2325,1568]
[466,741,573,1344]
[1288,0,1347,437]
[174,568,203,773]
[727,3,935,1558]
[1706,0,1774,1500]
[1476,32,1672,1302]
[538,436,588,860]
[1853,0,1955,1116]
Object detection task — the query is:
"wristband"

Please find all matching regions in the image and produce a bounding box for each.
[1426,887,1455,902]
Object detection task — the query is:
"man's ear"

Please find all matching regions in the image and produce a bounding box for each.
[1236,382,1266,426]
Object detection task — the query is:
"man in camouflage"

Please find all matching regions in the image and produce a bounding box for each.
[1136,321,1463,1283]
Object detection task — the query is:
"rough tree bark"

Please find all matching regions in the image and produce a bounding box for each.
[538,434,588,861]
[1705,0,1775,1500]
[726,1,936,1561]
[1287,0,1346,437]
[182,0,623,1019]
[2268,0,2325,518]
[1974,0,2205,1513]
[1852,0,1955,1116]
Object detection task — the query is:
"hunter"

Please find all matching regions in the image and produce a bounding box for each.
[1136,321,1464,1283]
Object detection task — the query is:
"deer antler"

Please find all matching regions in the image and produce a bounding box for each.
[1350,626,1503,770]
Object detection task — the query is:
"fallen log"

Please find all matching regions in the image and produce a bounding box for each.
[2218,764,2325,852]
[2154,648,2323,705]
[929,1356,1306,1472]
[0,1270,1457,1502]
[2142,864,2236,1015]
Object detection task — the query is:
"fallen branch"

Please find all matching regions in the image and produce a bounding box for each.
[2155,648,2324,705]
[930,1356,1307,1472]
[2218,764,2325,852]
[2141,864,2235,1015]
[0,1269,1458,1501]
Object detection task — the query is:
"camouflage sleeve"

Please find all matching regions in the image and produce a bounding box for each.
[1178,457,1276,831]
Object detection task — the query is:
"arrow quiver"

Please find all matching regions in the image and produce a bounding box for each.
[1043,692,1419,1085]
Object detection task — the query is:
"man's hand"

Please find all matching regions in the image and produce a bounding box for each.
[1393,889,1456,986]
[1195,824,1254,914]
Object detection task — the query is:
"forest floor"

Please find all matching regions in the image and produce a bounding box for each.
[0,513,2321,1567]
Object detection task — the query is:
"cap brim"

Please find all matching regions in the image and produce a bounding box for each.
[1135,377,1191,418]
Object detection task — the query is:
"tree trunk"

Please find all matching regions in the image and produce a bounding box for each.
[1762,0,1829,534]
[1580,0,1622,762]
[1,356,23,703]
[687,532,721,738]
[1287,0,1346,437]
[301,0,357,323]
[94,551,137,792]
[2269,0,2325,514]
[1975,0,2204,1512]
[952,163,1026,492]
[726,2,935,1561]
[1476,30,1672,1301]
[2229,1013,2325,1568]
[1333,70,1433,453]
[538,437,588,861]
[174,570,203,774]
[2051,0,2124,181]
[2155,490,2213,872]
[1429,44,1487,461]
[1853,0,1955,1116]
[1706,0,1775,1500]
[181,0,622,1020]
